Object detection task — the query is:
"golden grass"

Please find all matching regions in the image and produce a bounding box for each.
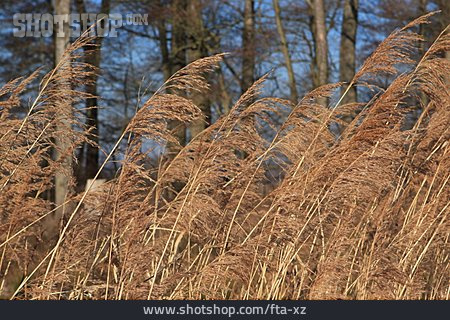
[0,14,448,300]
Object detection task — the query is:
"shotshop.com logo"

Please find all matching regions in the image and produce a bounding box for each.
[13,13,149,38]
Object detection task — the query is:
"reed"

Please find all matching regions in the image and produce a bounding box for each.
[0,14,448,300]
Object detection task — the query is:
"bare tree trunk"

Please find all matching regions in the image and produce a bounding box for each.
[54,0,72,216]
[312,0,328,87]
[0,0,73,300]
[218,66,232,115]
[273,0,298,102]
[76,0,110,185]
[187,0,210,140]
[418,0,427,55]
[85,0,110,181]
[241,0,255,94]
[166,0,188,158]
[157,16,171,82]
[339,0,358,106]
[309,0,328,107]
[238,0,256,160]
[157,0,188,197]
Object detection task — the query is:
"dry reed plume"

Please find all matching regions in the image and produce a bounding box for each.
[0,14,448,300]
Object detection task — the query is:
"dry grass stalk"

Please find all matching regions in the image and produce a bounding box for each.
[0,14,448,300]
